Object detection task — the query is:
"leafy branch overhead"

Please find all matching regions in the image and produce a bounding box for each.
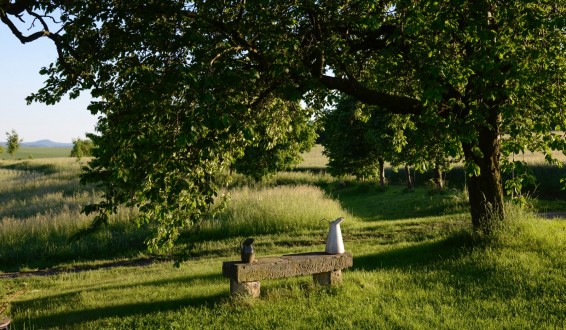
[1,1,564,256]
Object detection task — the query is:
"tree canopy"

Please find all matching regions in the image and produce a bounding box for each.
[70,137,94,160]
[322,96,460,188]
[322,97,407,182]
[2,1,564,254]
[5,129,22,157]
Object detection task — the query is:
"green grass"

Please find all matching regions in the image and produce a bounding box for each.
[1,147,73,160]
[0,159,150,270]
[0,156,565,329]
[199,185,355,238]
[295,144,328,169]
[2,213,564,329]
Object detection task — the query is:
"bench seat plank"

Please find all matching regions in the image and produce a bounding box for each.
[222,252,353,283]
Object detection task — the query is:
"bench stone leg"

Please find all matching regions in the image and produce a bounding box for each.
[313,270,342,286]
[230,279,261,298]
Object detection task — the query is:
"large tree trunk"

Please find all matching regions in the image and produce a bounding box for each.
[462,114,505,234]
[378,158,385,187]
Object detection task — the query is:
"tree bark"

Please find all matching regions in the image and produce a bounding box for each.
[433,165,444,190]
[378,158,385,187]
[462,114,505,233]
[405,164,413,190]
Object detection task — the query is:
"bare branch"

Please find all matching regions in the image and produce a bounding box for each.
[27,9,49,30]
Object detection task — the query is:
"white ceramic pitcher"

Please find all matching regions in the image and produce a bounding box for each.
[325,217,345,254]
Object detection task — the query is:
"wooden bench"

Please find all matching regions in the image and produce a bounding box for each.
[222,252,353,297]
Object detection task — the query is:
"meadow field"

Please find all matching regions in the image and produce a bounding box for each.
[0,148,565,329]
[1,147,72,160]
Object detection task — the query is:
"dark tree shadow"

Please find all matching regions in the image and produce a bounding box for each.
[10,272,227,329]
[352,232,474,272]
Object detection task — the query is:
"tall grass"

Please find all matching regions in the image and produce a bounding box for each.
[0,160,349,269]
[200,185,354,238]
[0,159,151,270]
[0,206,149,270]
[225,170,336,188]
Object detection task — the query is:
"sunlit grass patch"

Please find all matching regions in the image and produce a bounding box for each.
[4,209,565,329]
[295,144,328,169]
[201,185,355,237]
[0,159,152,270]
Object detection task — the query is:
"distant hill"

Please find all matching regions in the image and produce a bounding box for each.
[0,140,73,148]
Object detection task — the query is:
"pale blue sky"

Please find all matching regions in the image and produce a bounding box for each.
[0,23,97,143]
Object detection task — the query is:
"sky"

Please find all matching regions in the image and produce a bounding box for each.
[0,22,97,143]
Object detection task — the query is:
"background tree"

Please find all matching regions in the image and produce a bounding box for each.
[5,129,22,157]
[70,137,94,160]
[2,1,564,253]
[322,97,409,185]
[232,99,317,181]
[323,97,461,189]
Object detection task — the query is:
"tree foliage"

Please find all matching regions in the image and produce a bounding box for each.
[322,97,407,182]
[5,129,22,157]
[70,138,94,160]
[232,99,317,181]
[1,0,564,252]
[322,96,462,188]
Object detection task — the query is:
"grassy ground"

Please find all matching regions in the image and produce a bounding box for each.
[1,148,73,160]
[2,206,564,329]
[0,159,148,270]
[0,152,565,329]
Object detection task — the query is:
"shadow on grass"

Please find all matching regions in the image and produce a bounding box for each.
[0,162,59,175]
[352,232,473,271]
[18,293,227,329]
[11,272,226,329]
[330,185,468,222]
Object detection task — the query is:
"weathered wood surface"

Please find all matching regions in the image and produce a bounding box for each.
[222,252,353,283]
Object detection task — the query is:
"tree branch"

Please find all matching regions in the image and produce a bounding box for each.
[0,13,45,43]
[347,24,397,53]
[319,74,423,115]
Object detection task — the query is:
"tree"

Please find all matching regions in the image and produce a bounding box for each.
[322,97,409,185]
[2,1,564,253]
[232,99,317,181]
[70,137,94,160]
[5,130,22,157]
[323,97,461,189]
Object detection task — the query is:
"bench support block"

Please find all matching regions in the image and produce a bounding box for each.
[230,279,261,298]
[313,270,342,286]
